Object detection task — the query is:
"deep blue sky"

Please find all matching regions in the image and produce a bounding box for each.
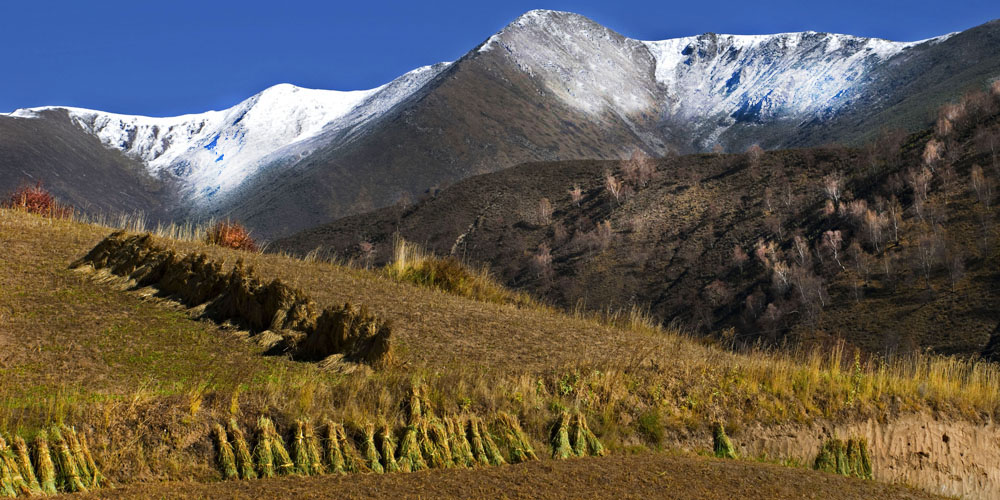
[2,1,995,116]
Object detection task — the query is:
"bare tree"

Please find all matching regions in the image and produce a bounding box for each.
[906,167,932,203]
[746,143,764,169]
[537,197,553,225]
[792,234,810,267]
[568,184,584,207]
[971,164,994,209]
[593,220,613,251]
[886,196,903,243]
[915,230,944,288]
[923,139,943,171]
[947,247,966,290]
[863,208,889,253]
[531,242,553,279]
[358,240,375,269]
[604,172,624,203]
[822,171,844,204]
[771,260,792,294]
[621,148,656,189]
[732,245,749,273]
[822,230,846,270]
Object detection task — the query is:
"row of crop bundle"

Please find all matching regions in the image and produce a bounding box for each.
[71,231,392,368]
[0,426,104,497]
[211,388,608,480]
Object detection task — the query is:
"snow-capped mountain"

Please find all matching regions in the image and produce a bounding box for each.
[2,10,997,237]
[7,62,449,206]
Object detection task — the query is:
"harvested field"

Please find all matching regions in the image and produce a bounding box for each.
[64,452,944,500]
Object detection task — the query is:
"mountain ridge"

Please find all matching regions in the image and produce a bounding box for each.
[2,10,998,237]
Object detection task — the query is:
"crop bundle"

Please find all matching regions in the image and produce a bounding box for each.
[549,411,605,459]
[712,422,737,459]
[0,427,104,497]
[72,231,392,368]
[814,436,873,479]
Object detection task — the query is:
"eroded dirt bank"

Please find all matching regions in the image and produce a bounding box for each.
[721,413,1000,499]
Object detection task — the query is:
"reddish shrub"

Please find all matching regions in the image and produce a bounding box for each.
[2,182,73,218]
[205,221,258,252]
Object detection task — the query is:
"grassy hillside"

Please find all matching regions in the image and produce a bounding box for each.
[276,84,1000,360]
[1,206,998,497]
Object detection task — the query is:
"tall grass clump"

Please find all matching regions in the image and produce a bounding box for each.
[385,238,533,307]
[205,220,259,252]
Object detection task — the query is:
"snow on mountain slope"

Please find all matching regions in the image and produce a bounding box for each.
[482,10,948,145]
[643,32,929,123]
[7,63,449,204]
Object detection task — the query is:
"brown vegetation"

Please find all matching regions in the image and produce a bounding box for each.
[2,182,72,218]
[205,221,258,252]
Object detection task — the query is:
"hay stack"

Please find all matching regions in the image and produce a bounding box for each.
[50,427,87,493]
[0,451,17,498]
[254,423,275,478]
[256,417,294,476]
[228,419,257,480]
[396,424,425,472]
[322,420,346,474]
[78,432,104,488]
[0,435,29,497]
[495,412,537,463]
[467,418,489,465]
[212,424,238,480]
[61,426,93,488]
[573,413,605,457]
[815,438,848,476]
[445,417,474,468]
[298,303,393,368]
[292,421,312,475]
[418,422,445,469]
[427,420,454,468]
[378,425,400,473]
[712,423,737,459]
[33,434,57,494]
[550,413,573,460]
[75,233,394,369]
[847,438,873,480]
[304,422,325,475]
[359,423,384,474]
[475,418,505,466]
[11,436,42,495]
[334,423,365,473]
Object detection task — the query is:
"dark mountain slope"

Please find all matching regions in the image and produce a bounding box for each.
[0,109,176,219]
[275,87,1000,358]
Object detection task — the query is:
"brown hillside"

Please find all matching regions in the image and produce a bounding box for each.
[274,87,1000,359]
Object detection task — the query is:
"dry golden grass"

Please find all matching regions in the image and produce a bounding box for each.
[1,207,998,488]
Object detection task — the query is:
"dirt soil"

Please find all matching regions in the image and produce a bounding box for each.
[68,453,943,500]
